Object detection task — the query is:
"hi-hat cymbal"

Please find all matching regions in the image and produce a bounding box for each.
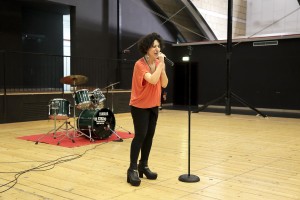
[60,75,88,85]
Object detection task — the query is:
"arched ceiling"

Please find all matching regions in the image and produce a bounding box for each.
[150,0,217,42]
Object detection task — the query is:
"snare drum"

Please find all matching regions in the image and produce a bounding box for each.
[89,88,106,109]
[77,108,115,139]
[74,89,91,109]
[48,98,70,120]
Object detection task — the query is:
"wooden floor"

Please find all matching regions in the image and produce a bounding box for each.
[0,109,300,200]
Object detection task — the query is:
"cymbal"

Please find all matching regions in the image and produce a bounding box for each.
[60,75,88,85]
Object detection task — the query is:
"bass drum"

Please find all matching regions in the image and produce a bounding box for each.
[77,108,116,139]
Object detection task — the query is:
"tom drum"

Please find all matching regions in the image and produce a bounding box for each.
[74,89,91,109]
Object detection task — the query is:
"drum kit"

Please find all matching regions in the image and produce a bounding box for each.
[36,75,124,145]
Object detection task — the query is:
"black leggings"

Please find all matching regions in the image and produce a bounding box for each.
[130,106,159,169]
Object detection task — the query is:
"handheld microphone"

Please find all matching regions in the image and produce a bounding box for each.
[164,57,174,66]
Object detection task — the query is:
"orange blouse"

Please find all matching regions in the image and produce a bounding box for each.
[129,58,162,108]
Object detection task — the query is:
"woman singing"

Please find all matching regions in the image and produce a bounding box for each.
[127,32,168,186]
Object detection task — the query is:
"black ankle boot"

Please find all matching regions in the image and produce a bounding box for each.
[127,168,141,186]
[138,161,158,180]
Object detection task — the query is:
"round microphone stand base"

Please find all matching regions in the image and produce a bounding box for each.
[179,174,200,183]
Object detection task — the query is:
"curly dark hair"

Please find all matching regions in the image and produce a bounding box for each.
[137,32,165,55]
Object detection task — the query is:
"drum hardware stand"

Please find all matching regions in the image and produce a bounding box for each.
[104,82,120,113]
[103,82,132,135]
[115,125,132,134]
[111,84,114,112]
[87,125,93,142]
[36,103,69,144]
[111,129,123,142]
[59,75,95,144]
[56,120,76,145]
[104,122,123,142]
[66,84,95,143]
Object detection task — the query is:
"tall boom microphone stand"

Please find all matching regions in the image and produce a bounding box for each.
[193,0,266,118]
[179,46,200,183]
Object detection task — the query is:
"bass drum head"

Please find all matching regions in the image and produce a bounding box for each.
[77,108,115,139]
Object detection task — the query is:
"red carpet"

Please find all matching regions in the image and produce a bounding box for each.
[18,131,134,148]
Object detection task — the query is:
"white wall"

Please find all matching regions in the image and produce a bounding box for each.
[191,0,247,40]
[246,0,300,37]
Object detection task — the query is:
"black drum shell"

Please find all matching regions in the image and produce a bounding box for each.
[77,108,116,139]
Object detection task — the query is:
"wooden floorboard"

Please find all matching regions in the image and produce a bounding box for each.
[0,109,300,200]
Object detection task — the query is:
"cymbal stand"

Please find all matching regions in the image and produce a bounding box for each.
[105,86,113,111]
[111,84,114,112]
[103,82,131,134]
[104,82,120,112]
[57,83,95,145]
[107,86,131,134]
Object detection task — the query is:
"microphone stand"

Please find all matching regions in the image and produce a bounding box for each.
[179,46,200,183]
